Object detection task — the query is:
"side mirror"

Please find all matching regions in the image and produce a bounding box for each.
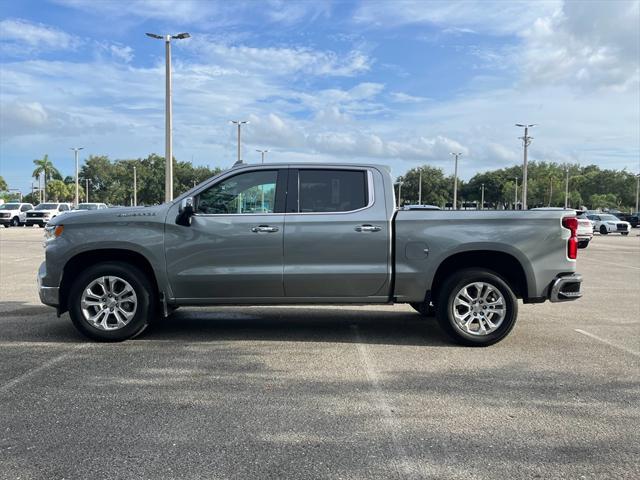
[176,196,194,226]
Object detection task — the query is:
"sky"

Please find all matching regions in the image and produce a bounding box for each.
[1,0,639,194]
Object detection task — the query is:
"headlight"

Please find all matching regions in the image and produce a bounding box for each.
[44,224,64,240]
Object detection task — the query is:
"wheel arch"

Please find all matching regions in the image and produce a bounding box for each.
[59,249,160,314]
[429,250,530,302]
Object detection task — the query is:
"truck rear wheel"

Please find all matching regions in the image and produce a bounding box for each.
[68,262,156,341]
[435,268,518,346]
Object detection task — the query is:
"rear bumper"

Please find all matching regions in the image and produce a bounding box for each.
[549,273,582,302]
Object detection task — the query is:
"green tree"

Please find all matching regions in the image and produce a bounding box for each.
[46,179,70,202]
[0,175,7,191]
[32,154,60,202]
[396,165,452,207]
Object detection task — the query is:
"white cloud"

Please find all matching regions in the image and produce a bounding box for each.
[353,0,560,36]
[0,18,80,54]
[186,38,371,77]
[390,92,428,103]
[108,44,134,63]
[520,0,640,91]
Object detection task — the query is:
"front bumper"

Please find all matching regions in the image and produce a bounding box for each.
[549,273,583,302]
[26,218,49,226]
[37,262,59,307]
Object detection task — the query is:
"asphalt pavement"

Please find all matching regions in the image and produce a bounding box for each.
[0,227,638,479]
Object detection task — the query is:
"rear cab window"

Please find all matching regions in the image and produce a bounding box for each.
[296,169,368,213]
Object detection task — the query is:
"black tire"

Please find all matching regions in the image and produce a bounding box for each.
[410,301,436,317]
[621,232,629,236]
[38,224,44,228]
[599,225,608,235]
[68,261,157,341]
[435,268,518,347]
[10,217,20,227]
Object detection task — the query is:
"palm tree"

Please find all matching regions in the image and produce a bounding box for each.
[32,154,60,202]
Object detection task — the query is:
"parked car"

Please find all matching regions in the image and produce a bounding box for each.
[0,202,34,227]
[25,203,72,227]
[38,163,582,346]
[64,203,109,213]
[587,214,631,235]
[615,212,639,228]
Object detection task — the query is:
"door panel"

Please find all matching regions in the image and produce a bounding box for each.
[283,168,390,298]
[165,168,286,300]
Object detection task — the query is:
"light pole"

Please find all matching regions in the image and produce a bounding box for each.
[146,32,190,202]
[85,179,89,202]
[516,124,535,210]
[133,165,137,207]
[450,152,462,210]
[395,181,404,207]
[635,173,640,213]
[70,147,83,207]
[418,168,423,205]
[564,166,569,209]
[481,183,485,210]
[514,176,518,210]
[231,120,249,166]
[256,149,269,164]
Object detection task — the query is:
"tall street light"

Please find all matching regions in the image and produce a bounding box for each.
[480,183,485,210]
[71,147,83,207]
[86,179,90,202]
[635,173,640,213]
[450,152,462,210]
[418,168,423,205]
[133,165,137,207]
[516,124,535,210]
[231,120,249,166]
[146,31,191,202]
[256,149,269,164]
[564,166,570,209]
[514,176,518,210]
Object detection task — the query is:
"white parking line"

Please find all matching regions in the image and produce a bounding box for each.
[0,344,88,393]
[574,329,639,357]
[351,324,426,480]
[583,258,640,270]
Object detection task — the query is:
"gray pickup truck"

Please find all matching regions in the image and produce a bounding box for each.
[38,163,582,346]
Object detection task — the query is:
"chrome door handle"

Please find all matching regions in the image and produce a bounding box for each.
[251,225,279,233]
[354,224,381,232]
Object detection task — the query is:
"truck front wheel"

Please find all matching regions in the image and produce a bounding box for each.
[435,268,518,346]
[68,262,156,341]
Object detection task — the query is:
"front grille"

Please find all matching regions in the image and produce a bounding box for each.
[27,212,45,218]
[617,223,628,230]
[0,212,10,218]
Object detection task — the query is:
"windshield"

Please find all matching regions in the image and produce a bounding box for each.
[0,204,20,210]
[600,215,619,221]
[77,204,98,210]
[34,203,58,210]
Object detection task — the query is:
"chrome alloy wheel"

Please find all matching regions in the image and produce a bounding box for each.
[452,282,506,336]
[80,276,138,331]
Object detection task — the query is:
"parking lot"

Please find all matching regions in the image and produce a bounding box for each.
[0,227,638,480]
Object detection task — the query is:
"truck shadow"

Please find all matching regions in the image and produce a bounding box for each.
[0,300,450,347]
[144,307,451,347]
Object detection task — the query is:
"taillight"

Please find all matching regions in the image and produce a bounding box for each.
[562,217,578,260]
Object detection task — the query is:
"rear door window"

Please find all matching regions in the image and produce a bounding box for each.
[297,169,368,213]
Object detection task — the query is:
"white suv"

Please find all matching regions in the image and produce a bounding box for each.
[587,214,631,236]
[0,202,34,227]
[25,203,72,227]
